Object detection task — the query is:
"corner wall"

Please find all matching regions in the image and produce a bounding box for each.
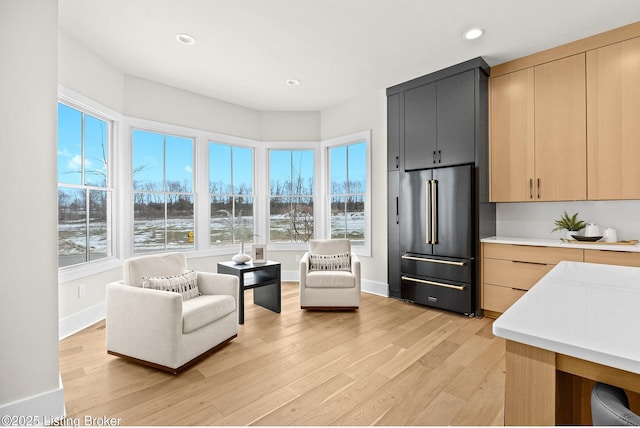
[320,89,388,287]
[0,0,64,419]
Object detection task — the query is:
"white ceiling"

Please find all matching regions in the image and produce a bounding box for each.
[58,0,640,112]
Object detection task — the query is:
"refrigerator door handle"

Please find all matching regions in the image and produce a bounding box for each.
[402,276,465,291]
[431,179,438,244]
[425,180,431,243]
[401,255,466,267]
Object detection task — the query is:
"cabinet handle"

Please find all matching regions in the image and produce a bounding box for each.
[402,276,465,291]
[395,156,399,169]
[537,178,541,199]
[395,196,399,224]
[529,179,533,199]
[511,287,528,292]
[432,150,437,164]
[511,260,547,266]
[438,150,442,163]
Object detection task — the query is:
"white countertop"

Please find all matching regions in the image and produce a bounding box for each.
[493,261,640,374]
[482,236,640,252]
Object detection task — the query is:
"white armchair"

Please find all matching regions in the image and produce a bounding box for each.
[106,252,239,374]
[299,239,361,309]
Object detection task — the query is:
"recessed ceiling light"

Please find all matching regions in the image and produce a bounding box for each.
[463,28,484,40]
[176,33,195,45]
[286,79,301,86]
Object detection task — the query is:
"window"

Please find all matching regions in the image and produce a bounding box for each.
[57,103,112,267]
[209,142,254,246]
[328,141,367,245]
[132,129,194,253]
[269,149,315,243]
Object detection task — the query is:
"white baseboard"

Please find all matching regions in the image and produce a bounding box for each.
[59,302,105,340]
[0,375,65,425]
[361,279,389,297]
[282,270,389,297]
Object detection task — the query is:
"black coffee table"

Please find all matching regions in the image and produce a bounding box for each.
[217,260,281,324]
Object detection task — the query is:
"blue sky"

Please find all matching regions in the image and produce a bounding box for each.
[59,103,365,196]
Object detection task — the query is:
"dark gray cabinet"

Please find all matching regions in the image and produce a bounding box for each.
[437,70,475,166]
[387,93,402,171]
[404,70,475,171]
[387,170,400,298]
[386,57,495,315]
[404,83,437,171]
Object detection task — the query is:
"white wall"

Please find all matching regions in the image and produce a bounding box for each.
[321,89,388,285]
[58,30,125,113]
[496,200,640,241]
[0,0,64,418]
[260,111,321,141]
[124,75,263,140]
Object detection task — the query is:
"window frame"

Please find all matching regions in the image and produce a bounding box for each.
[266,141,319,250]
[322,130,372,257]
[57,89,121,279]
[131,128,196,254]
[208,140,256,248]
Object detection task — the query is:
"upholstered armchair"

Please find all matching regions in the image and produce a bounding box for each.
[106,252,239,374]
[299,239,361,309]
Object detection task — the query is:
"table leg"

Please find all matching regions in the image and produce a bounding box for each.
[238,274,245,324]
[254,281,281,313]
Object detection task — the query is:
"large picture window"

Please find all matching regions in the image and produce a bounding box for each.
[57,103,112,267]
[132,129,194,253]
[269,149,315,243]
[328,141,367,246]
[209,142,254,246]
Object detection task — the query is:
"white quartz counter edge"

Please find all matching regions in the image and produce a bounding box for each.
[481,236,640,252]
[493,261,640,374]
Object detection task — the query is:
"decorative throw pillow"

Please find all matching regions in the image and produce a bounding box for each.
[309,252,351,272]
[142,270,200,300]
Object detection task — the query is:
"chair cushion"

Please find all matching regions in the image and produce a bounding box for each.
[306,270,355,288]
[124,252,188,287]
[309,252,351,271]
[142,270,200,300]
[182,295,236,334]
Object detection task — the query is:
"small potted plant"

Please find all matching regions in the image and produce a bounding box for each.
[552,211,586,240]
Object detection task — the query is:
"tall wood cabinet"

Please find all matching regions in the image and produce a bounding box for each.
[587,36,640,200]
[490,54,586,202]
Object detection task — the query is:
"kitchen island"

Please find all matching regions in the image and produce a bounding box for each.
[493,261,640,425]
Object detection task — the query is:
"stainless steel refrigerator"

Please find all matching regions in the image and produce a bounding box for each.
[399,164,475,315]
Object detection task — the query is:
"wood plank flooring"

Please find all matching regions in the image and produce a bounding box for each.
[59,282,506,426]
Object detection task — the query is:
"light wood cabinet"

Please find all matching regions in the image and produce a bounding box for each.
[584,249,640,267]
[489,68,534,201]
[587,37,640,200]
[483,242,640,316]
[490,54,586,202]
[482,243,582,317]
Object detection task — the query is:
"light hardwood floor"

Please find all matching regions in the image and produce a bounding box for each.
[60,282,506,426]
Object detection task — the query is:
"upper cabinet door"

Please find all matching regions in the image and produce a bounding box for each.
[437,70,476,167]
[587,37,640,200]
[534,53,586,201]
[490,68,535,202]
[404,82,437,171]
[387,93,402,171]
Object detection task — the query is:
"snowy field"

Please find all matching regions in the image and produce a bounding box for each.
[58,212,365,265]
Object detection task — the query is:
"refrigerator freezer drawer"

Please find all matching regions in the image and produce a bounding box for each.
[401,254,473,284]
[401,275,473,315]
